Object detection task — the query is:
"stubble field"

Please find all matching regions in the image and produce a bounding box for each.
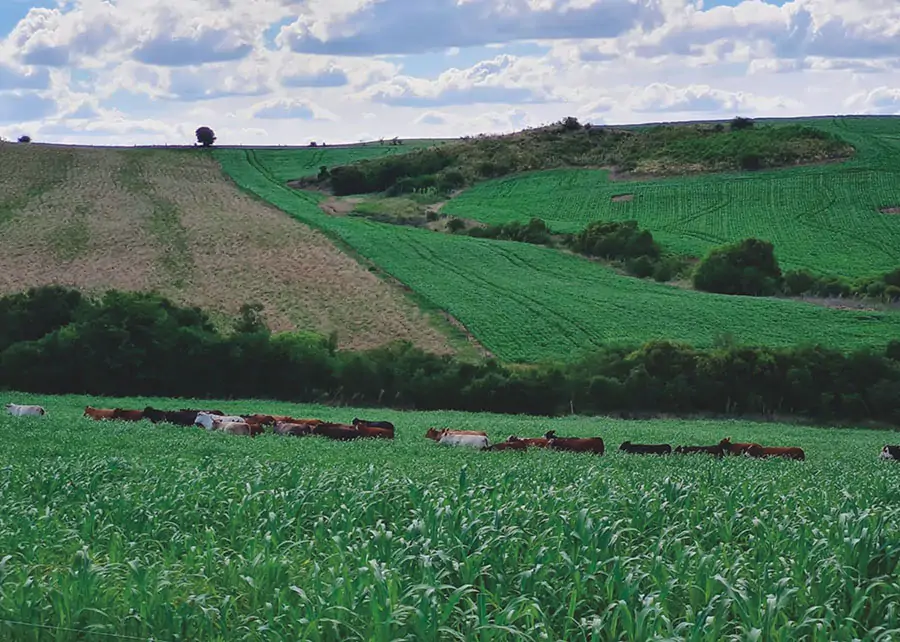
[1,393,899,640]
[0,143,451,353]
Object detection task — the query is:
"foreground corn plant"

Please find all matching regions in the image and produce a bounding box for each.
[1,393,899,641]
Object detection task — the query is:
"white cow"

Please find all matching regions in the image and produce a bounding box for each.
[437,432,491,449]
[194,412,243,430]
[5,403,46,417]
[212,420,252,436]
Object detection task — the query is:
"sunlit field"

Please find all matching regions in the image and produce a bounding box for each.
[2,393,900,641]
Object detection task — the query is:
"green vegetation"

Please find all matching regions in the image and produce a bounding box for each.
[693,238,783,296]
[443,117,900,277]
[45,204,90,262]
[215,144,900,362]
[6,286,900,425]
[1,394,900,641]
[301,119,852,196]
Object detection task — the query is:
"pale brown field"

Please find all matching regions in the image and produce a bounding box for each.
[0,143,454,353]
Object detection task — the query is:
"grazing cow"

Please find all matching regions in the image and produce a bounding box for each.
[619,441,672,455]
[506,436,549,448]
[84,406,116,421]
[425,428,490,449]
[242,414,277,427]
[6,403,46,417]
[718,437,762,456]
[112,409,144,422]
[545,430,604,455]
[674,444,725,457]
[353,418,395,432]
[313,422,362,441]
[354,423,394,439]
[746,444,805,461]
[881,445,900,460]
[425,427,488,440]
[488,437,527,452]
[211,420,256,436]
[274,421,314,437]
[195,412,244,430]
[161,410,199,426]
[142,407,168,423]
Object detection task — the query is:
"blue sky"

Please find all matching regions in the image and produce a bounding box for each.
[1,0,899,145]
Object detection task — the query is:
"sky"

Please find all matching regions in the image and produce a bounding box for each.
[1,0,899,146]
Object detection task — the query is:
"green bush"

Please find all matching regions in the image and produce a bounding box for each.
[693,238,782,296]
[570,220,661,261]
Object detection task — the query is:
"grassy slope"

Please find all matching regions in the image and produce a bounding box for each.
[443,116,900,277]
[2,392,899,641]
[217,145,900,363]
[0,142,452,353]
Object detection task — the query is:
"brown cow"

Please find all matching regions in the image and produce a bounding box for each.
[545,430,605,455]
[354,424,394,439]
[746,444,805,461]
[242,414,277,427]
[274,421,314,437]
[84,406,116,421]
[719,437,762,456]
[112,408,144,422]
[425,428,488,440]
[488,438,528,452]
[507,436,550,448]
[313,422,362,441]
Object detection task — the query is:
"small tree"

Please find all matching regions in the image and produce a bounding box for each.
[562,116,582,131]
[18,135,31,143]
[195,126,216,147]
[693,238,782,296]
[730,116,754,131]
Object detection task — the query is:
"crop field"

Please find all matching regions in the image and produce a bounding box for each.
[0,143,451,353]
[2,393,900,641]
[443,116,900,277]
[217,145,900,362]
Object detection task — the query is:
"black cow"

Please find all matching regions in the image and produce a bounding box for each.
[881,445,900,460]
[352,418,395,431]
[619,441,672,455]
[165,410,201,426]
[674,444,725,457]
[142,407,168,423]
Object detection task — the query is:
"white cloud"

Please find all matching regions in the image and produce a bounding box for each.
[845,87,900,115]
[248,97,337,120]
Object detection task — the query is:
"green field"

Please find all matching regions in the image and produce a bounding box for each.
[443,117,900,277]
[216,143,900,363]
[2,393,900,640]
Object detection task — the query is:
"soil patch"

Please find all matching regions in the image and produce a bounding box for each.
[319,197,363,217]
[611,193,634,203]
[879,206,900,214]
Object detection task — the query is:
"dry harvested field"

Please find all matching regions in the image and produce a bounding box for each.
[0,143,452,352]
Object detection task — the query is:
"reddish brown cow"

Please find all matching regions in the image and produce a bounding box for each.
[354,424,394,439]
[507,436,550,448]
[746,444,805,461]
[313,422,362,441]
[84,406,116,420]
[274,421,314,437]
[545,430,605,455]
[112,409,144,422]
[242,414,277,427]
[719,437,762,456]
[488,438,528,452]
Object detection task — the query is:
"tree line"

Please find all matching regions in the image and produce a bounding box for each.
[2,286,900,426]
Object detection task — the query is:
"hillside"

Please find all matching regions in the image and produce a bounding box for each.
[0,142,453,353]
[215,140,900,362]
[442,116,900,277]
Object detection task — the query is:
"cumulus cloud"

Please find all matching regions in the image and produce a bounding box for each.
[249,97,337,120]
[282,68,349,88]
[277,0,661,56]
[845,87,900,115]
[626,83,795,114]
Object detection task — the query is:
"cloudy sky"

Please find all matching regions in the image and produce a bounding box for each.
[1,0,899,146]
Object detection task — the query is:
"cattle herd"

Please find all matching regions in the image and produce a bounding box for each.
[5,402,900,461]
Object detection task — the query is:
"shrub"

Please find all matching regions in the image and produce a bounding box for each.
[562,116,582,131]
[625,256,655,278]
[570,220,661,261]
[446,217,466,233]
[783,269,816,296]
[739,153,762,171]
[693,238,782,296]
[730,117,754,131]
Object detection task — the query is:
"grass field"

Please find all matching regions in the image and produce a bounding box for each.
[216,143,900,362]
[2,392,900,640]
[0,143,451,353]
[442,117,900,277]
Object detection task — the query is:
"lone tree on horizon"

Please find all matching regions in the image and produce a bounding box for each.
[195,126,216,147]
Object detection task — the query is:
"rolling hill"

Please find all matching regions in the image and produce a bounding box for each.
[0,142,453,353]
[214,124,900,363]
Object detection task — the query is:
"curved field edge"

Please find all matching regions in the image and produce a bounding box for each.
[2,392,900,641]
[214,148,900,363]
[443,116,900,277]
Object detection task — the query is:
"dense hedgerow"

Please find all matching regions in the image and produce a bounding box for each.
[3,287,900,425]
